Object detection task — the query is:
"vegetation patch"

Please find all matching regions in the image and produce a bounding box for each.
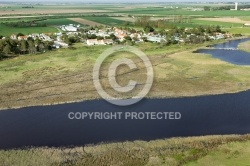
[238,41,250,52]
[1,134,250,166]
[82,16,129,26]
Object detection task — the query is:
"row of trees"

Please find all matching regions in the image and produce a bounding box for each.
[204,5,250,11]
[135,16,192,29]
[204,6,233,11]
[3,21,47,28]
[0,37,54,58]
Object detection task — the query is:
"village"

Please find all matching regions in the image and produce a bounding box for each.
[2,23,234,51]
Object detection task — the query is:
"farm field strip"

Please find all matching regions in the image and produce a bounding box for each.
[112,8,250,17]
[196,17,250,24]
[68,18,105,26]
[191,19,243,27]
[0,9,111,15]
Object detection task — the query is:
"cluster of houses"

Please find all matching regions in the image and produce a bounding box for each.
[84,27,232,45]
[85,27,167,45]
[9,32,69,49]
[10,33,52,41]
[4,24,234,48]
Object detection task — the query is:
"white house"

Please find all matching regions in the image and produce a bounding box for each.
[86,39,113,45]
[87,39,98,45]
[54,41,68,48]
[10,34,17,40]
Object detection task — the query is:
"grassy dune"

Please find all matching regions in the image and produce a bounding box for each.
[1,41,250,109]
[1,134,250,166]
[238,41,250,52]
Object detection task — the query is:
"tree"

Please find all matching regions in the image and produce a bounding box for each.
[216,26,222,33]
[29,46,37,54]
[144,25,154,33]
[3,44,11,54]
[204,6,211,11]
[124,36,132,41]
[16,33,25,37]
[109,34,117,41]
[38,43,45,52]
[135,16,151,26]
[20,40,27,54]
[97,36,104,40]
[142,37,148,42]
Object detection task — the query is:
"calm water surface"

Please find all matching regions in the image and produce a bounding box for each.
[195,38,250,65]
[1,38,250,149]
[1,90,250,149]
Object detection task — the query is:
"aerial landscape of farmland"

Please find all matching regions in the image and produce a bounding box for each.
[0,0,250,165]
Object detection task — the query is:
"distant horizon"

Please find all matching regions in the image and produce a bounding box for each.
[1,0,250,3]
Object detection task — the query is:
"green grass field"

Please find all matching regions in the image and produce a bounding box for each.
[0,24,58,36]
[223,27,250,35]
[186,140,250,166]
[112,8,250,17]
[192,19,243,28]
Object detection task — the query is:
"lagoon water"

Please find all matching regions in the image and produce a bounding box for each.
[1,38,250,149]
[195,38,250,65]
[1,90,250,149]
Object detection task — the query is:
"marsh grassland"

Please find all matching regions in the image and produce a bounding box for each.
[1,41,250,109]
[238,41,250,52]
[1,134,250,166]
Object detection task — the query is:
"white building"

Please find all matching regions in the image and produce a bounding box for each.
[64,25,77,32]
[60,24,78,32]
[235,2,238,10]
[86,39,113,46]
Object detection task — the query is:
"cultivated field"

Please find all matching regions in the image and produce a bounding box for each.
[82,16,128,26]
[0,6,110,15]
[68,18,105,26]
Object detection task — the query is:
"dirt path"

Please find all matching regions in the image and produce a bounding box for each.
[0,9,109,16]
[68,18,105,26]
